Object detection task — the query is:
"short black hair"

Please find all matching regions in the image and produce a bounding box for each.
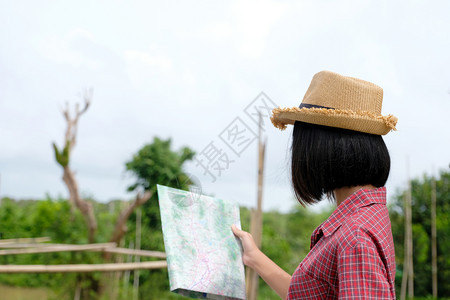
[291,121,390,205]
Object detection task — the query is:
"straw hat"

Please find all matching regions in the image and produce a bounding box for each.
[270,71,398,135]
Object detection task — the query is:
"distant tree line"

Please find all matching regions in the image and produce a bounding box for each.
[0,135,448,299]
[390,170,450,298]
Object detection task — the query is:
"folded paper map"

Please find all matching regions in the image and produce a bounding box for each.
[157,184,246,299]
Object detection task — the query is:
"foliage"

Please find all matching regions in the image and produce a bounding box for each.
[0,196,97,298]
[0,136,196,299]
[52,140,70,167]
[390,170,450,298]
[125,137,195,195]
[0,197,333,299]
[239,204,333,299]
[1,168,449,299]
[123,137,196,298]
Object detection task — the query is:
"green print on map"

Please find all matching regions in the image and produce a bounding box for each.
[157,185,246,300]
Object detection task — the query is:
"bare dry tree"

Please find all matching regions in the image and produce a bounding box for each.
[53,88,152,246]
[53,88,97,243]
[109,190,152,245]
[52,88,154,298]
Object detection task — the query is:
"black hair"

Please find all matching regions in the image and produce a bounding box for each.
[291,121,390,205]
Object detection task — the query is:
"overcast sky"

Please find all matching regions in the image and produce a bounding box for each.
[1,0,449,212]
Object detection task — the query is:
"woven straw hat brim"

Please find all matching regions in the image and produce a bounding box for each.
[271,107,398,135]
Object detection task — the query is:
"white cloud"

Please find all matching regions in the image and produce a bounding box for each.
[198,0,288,59]
[125,50,173,73]
[233,1,287,58]
[352,40,404,99]
[2,0,450,211]
[123,48,179,92]
[201,22,233,42]
[35,28,102,70]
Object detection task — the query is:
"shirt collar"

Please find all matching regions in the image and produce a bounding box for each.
[318,187,387,238]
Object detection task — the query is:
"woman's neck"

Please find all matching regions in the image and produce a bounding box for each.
[334,185,376,206]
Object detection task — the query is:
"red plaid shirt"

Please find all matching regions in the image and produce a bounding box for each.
[287,187,396,299]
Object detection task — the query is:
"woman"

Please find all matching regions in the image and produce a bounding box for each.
[232,70,398,299]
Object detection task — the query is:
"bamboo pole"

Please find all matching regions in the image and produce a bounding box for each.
[0,243,165,258]
[247,112,266,300]
[431,176,438,298]
[246,209,258,299]
[400,191,409,300]
[110,239,125,300]
[99,248,166,259]
[124,241,134,298]
[407,177,414,298]
[74,281,81,300]
[0,243,116,255]
[0,261,167,273]
[0,243,58,249]
[401,168,414,300]
[133,207,142,300]
[0,237,51,244]
[400,159,414,300]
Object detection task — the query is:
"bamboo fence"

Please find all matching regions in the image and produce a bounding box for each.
[0,239,167,273]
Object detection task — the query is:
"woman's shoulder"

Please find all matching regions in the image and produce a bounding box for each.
[334,204,392,251]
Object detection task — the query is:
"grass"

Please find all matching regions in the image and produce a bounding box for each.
[0,284,54,300]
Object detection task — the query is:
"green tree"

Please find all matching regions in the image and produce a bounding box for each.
[0,196,99,298]
[125,136,195,233]
[124,136,195,298]
[126,137,195,192]
[390,170,450,297]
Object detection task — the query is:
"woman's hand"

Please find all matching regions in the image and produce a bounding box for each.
[231,224,292,299]
[231,224,262,269]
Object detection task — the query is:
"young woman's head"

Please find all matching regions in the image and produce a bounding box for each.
[291,121,390,205]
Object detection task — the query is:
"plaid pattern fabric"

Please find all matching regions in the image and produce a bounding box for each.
[287,187,396,299]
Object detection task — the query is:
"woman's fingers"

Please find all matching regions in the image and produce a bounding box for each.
[231,224,244,238]
[231,225,256,250]
[231,225,254,242]
[231,225,261,268]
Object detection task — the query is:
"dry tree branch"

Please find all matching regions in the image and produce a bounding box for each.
[109,191,153,245]
[55,88,152,246]
[53,88,97,242]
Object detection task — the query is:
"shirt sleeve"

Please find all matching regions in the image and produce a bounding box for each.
[338,240,392,299]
